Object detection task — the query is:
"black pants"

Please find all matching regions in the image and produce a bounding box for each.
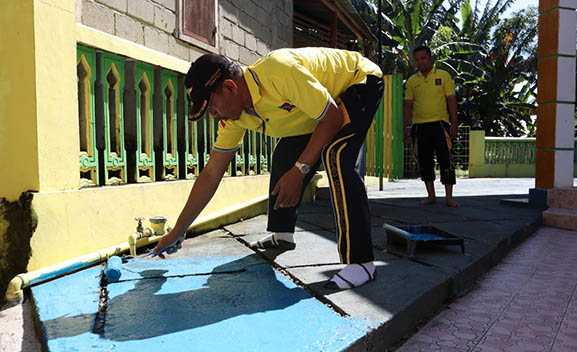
[411,121,456,185]
[267,75,384,264]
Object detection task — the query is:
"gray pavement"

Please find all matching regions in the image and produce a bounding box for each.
[0,178,550,351]
[225,178,543,350]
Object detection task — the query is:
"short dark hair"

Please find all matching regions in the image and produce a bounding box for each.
[413,46,432,57]
[215,62,242,91]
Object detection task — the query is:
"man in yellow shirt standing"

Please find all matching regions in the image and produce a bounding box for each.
[403,46,460,207]
[154,48,383,289]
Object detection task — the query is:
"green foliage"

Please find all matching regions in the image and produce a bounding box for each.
[456,4,538,136]
[353,0,538,137]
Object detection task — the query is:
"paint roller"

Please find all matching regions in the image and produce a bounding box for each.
[104,235,185,282]
[105,256,123,283]
[382,223,413,237]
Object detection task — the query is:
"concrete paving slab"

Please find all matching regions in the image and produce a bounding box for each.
[116,255,262,281]
[366,178,541,198]
[432,218,540,245]
[369,202,459,224]
[370,225,389,249]
[223,214,326,235]
[242,229,342,266]
[32,254,376,352]
[298,212,337,231]
[170,228,254,258]
[30,266,103,351]
[298,200,333,214]
[286,259,452,350]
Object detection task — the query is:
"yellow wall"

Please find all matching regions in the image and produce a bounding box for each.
[35,0,80,193]
[0,1,278,275]
[28,175,271,270]
[0,0,79,201]
[0,0,40,201]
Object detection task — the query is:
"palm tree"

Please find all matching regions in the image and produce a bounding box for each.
[352,0,468,76]
[456,5,538,136]
[352,0,538,137]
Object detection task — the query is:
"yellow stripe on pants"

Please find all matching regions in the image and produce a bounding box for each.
[324,133,354,263]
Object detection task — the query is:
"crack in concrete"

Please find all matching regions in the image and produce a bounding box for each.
[227,230,350,318]
[113,268,248,283]
[93,273,108,335]
[283,262,342,269]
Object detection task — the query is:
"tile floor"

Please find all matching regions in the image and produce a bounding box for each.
[398,227,577,352]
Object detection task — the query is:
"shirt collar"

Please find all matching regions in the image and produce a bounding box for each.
[417,65,437,78]
[243,67,262,107]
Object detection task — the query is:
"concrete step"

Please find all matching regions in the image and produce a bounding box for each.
[548,187,577,210]
[543,207,577,231]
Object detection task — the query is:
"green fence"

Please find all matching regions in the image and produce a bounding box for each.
[77,45,414,188]
[365,74,404,180]
[484,137,536,164]
[469,130,577,177]
[76,45,276,188]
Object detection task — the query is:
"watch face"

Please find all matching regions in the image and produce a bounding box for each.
[296,162,310,174]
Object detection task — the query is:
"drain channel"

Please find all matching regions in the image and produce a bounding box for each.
[92,273,108,335]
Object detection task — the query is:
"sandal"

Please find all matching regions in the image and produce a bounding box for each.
[324,263,376,289]
[249,236,296,250]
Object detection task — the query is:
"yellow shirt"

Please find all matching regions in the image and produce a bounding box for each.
[404,67,455,124]
[213,47,382,151]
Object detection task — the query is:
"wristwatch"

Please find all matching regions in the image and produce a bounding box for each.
[294,161,311,175]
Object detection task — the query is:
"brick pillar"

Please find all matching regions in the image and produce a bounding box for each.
[536,0,576,189]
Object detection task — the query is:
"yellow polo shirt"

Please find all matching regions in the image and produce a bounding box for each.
[213,47,382,151]
[404,67,455,124]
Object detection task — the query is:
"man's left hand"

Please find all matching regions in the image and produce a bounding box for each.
[450,123,458,139]
[271,168,305,210]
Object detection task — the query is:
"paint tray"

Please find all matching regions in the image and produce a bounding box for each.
[383,223,465,256]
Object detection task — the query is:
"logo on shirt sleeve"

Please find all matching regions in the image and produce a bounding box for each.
[435,79,442,86]
[279,102,296,112]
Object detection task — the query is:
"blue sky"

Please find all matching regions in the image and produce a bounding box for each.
[474,0,539,18]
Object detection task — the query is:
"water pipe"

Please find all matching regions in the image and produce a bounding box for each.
[128,216,172,256]
[4,216,171,305]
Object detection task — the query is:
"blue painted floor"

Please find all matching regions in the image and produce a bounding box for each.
[32,255,375,352]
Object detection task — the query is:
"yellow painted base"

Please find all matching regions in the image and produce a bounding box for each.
[28,175,271,270]
[26,172,323,271]
[469,164,535,178]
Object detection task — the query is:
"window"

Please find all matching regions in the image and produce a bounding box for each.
[178,0,218,52]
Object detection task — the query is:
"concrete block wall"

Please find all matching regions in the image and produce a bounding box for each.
[77,0,293,65]
[220,0,292,65]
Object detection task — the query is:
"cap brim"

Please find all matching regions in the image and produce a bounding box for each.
[188,90,210,121]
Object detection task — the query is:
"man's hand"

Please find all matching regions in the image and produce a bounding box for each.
[152,229,184,257]
[271,167,305,210]
[450,123,458,139]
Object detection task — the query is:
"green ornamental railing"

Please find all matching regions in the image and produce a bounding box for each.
[100,52,128,185]
[76,45,275,188]
[77,46,99,188]
[132,61,155,182]
[77,45,409,188]
[484,137,536,164]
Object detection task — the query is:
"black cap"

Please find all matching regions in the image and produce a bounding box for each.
[185,53,233,121]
